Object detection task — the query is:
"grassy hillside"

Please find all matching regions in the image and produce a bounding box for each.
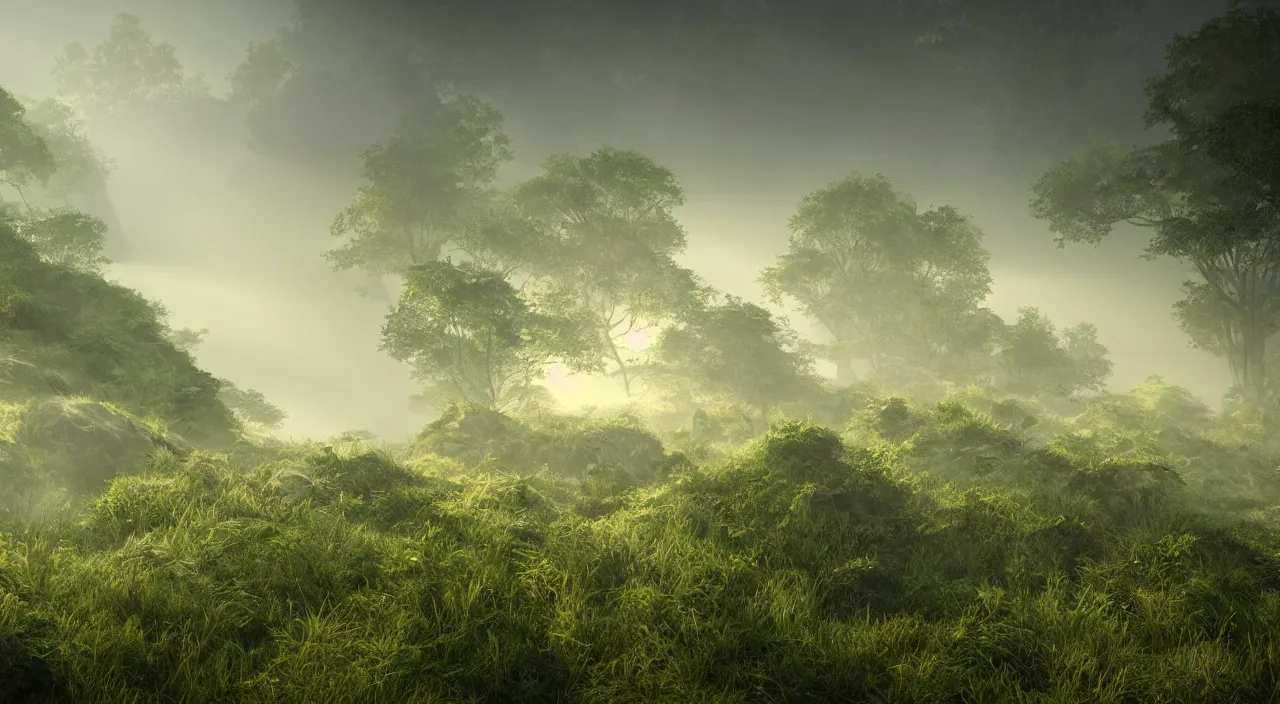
[3,379,1280,702]
[0,219,239,446]
[5,194,1280,703]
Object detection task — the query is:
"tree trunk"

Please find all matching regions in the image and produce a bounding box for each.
[1241,310,1268,404]
[606,332,632,397]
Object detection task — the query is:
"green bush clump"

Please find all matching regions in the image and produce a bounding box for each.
[3,399,1280,702]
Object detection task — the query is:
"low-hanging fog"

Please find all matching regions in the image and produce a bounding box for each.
[0,0,1235,439]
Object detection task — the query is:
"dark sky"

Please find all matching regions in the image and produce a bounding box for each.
[0,0,1243,437]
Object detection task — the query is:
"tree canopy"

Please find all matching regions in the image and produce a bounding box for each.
[380,259,591,412]
[17,97,114,206]
[511,147,703,396]
[761,173,994,385]
[326,93,514,279]
[1030,7,1280,404]
[995,308,1114,397]
[0,88,55,199]
[52,14,208,118]
[646,296,822,421]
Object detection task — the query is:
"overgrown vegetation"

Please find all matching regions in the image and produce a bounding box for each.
[2,4,1280,703]
[5,384,1280,702]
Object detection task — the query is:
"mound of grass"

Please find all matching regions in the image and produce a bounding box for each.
[0,402,1279,702]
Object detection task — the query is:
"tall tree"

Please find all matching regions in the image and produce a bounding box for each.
[0,87,111,273]
[1030,8,1280,403]
[0,88,55,205]
[380,259,590,412]
[326,92,514,282]
[52,14,208,118]
[511,147,702,396]
[17,98,114,207]
[227,0,446,163]
[646,295,822,422]
[996,307,1113,396]
[760,173,993,384]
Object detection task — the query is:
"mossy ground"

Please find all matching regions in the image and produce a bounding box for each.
[3,383,1280,703]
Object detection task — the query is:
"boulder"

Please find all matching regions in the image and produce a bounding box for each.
[14,398,173,492]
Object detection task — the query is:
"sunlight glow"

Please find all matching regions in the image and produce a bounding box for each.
[623,329,651,352]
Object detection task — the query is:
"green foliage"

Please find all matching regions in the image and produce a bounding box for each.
[512,147,702,395]
[14,97,114,205]
[8,208,110,273]
[226,41,294,114]
[414,403,677,486]
[6,11,1280,702]
[218,381,288,431]
[0,88,55,195]
[381,260,590,411]
[52,14,209,118]
[5,391,1280,701]
[326,93,514,278]
[0,216,237,445]
[996,307,1113,396]
[163,326,208,354]
[2,397,175,508]
[647,296,822,421]
[0,87,114,273]
[413,402,532,467]
[1030,8,1280,403]
[761,172,997,385]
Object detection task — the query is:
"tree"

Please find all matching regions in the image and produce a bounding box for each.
[8,208,109,273]
[0,87,110,273]
[218,381,288,431]
[511,147,702,396]
[17,98,114,206]
[164,326,209,354]
[52,13,208,118]
[1030,8,1280,403]
[1172,277,1280,404]
[380,259,590,412]
[0,88,55,203]
[646,296,822,422]
[760,172,993,385]
[326,93,514,281]
[995,307,1113,396]
[226,41,295,114]
[1061,321,1114,393]
[228,0,444,163]
[159,325,288,431]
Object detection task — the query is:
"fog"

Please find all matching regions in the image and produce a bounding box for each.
[0,0,1234,438]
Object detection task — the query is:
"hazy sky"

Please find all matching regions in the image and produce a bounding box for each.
[0,0,1241,439]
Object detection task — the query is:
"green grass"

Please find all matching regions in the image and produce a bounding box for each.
[3,389,1280,703]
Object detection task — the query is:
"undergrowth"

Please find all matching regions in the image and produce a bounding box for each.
[3,383,1280,703]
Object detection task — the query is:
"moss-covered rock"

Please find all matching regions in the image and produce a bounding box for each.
[11,397,176,493]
